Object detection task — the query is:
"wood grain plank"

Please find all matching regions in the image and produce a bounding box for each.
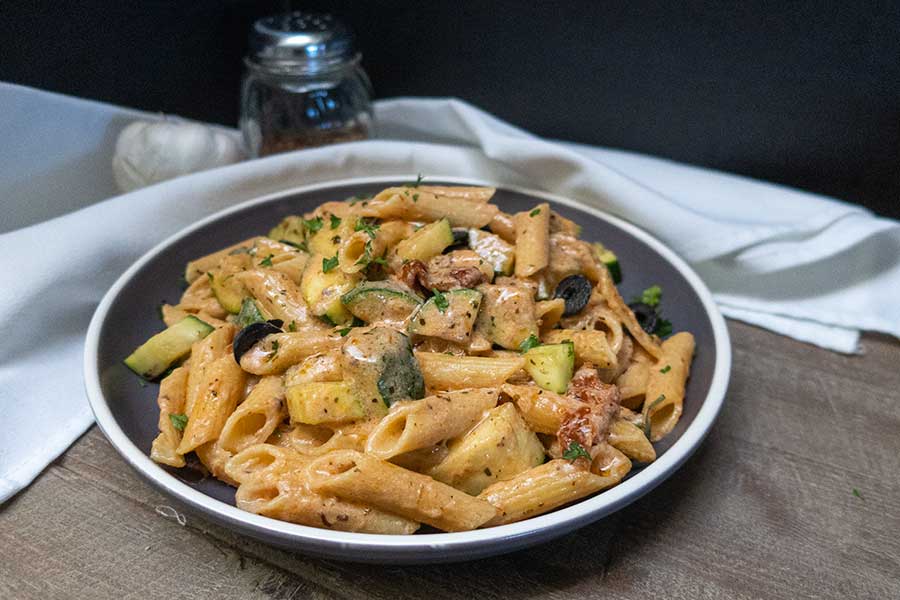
[2,321,899,600]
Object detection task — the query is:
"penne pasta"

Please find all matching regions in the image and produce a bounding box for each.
[366,388,499,459]
[306,450,497,531]
[643,332,695,441]
[479,458,624,526]
[128,183,698,534]
[416,352,525,391]
[177,354,247,454]
[150,366,190,467]
[513,203,551,277]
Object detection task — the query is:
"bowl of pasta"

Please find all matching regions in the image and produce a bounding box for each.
[84,176,730,563]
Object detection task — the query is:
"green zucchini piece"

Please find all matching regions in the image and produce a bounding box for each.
[124,316,214,380]
[300,252,359,325]
[395,218,454,262]
[408,289,482,343]
[235,297,265,328]
[268,216,307,247]
[523,341,575,393]
[341,281,421,324]
[286,381,364,424]
[341,326,424,410]
[593,243,621,284]
[208,271,246,314]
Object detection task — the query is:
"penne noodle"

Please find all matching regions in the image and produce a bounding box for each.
[217,376,286,454]
[489,211,517,243]
[416,352,525,391]
[184,324,235,416]
[237,467,420,534]
[643,332,695,441]
[365,388,499,459]
[184,236,263,283]
[150,366,189,467]
[236,269,329,333]
[479,458,624,526]
[239,331,342,375]
[596,266,662,359]
[607,418,656,463]
[418,185,496,203]
[536,298,566,333]
[225,443,312,485]
[177,354,247,454]
[306,450,496,531]
[513,203,550,277]
[500,383,581,434]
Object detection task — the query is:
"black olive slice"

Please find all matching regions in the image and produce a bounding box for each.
[444,228,470,252]
[627,302,658,334]
[554,275,592,316]
[233,321,283,363]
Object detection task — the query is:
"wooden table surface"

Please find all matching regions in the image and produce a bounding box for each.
[2,320,898,599]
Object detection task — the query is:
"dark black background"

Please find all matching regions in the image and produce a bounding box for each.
[2,1,899,217]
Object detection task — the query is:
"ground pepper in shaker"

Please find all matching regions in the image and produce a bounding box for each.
[240,12,373,157]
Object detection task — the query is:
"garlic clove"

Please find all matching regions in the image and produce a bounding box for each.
[112,120,244,193]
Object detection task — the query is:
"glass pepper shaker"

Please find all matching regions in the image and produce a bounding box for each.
[240,12,373,157]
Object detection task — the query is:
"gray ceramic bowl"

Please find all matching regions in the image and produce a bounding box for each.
[84,176,731,564]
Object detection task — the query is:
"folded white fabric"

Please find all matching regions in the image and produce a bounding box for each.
[1,85,898,503]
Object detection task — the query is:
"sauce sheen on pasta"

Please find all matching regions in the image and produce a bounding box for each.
[128,184,696,533]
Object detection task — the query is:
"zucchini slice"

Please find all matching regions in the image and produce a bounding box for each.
[341,281,421,324]
[593,243,621,284]
[300,252,359,325]
[235,297,266,328]
[268,216,307,247]
[208,271,246,314]
[286,381,364,424]
[124,316,214,380]
[341,327,425,409]
[395,218,454,262]
[408,289,482,343]
[523,341,575,393]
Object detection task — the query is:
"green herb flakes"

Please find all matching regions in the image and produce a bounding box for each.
[432,289,449,313]
[519,334,541,352]
[330,214,342,229]
[562,441,591,461]
[530,208,541,217]
[322,255,340,273]
[660,364,672,374]
[303,216,324,233]
[259,254,274,267]
[169,413,188,431]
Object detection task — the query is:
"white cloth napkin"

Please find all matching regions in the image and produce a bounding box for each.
[1,84,898,504]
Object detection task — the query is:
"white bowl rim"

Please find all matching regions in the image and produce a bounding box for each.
[84,174,731,552]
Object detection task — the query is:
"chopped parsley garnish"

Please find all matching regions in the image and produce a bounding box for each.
[259,254,274,267]
[322,255,339,273]
[406,173,425,187]
[640,285,662,307]
[169,413,188,431]
[302,216,324,233]
[530,208,541,217]
[354,219,380,238]
[265,340,280,362]
[562,441,591,461]
[643,394,666,438]
[412,193,419,202]
[287,321,296,332]
[372,256,389,266]
[432,289,449,312]
[330,214,342,229]
[206,272,214,282]
[278,239,308,252]
[660,364,672,374]
[852,488,863,499]
[519,334,541,352]
[338,326,353,336]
